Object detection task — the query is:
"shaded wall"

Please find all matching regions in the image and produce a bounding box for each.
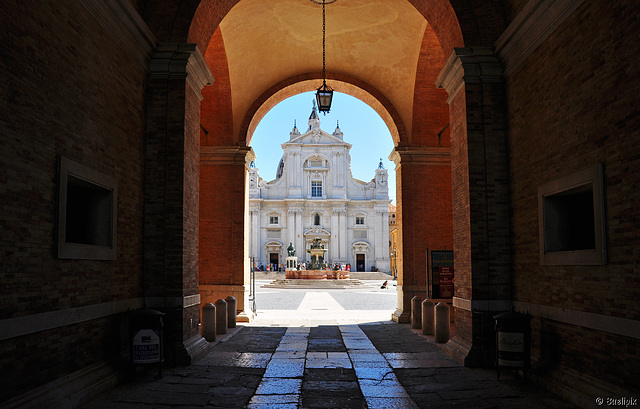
[506,0,640,397]
[0,0,148,402]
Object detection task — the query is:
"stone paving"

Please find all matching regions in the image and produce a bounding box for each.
[82,292,577,409]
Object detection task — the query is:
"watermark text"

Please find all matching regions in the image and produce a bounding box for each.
[596,397,638,407]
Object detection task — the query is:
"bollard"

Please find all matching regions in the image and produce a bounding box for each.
[214,299,228,334]
[201,303,216,342]
[421,299,435,335]
[225,296,237,328]
[435,302,450,343]
[411,296,422,329]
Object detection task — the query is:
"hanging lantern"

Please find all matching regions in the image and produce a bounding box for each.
[316,81,333,113]
[312,0,337,113]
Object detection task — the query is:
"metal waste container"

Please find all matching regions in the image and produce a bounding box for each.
[494,308,530,380]
[130,308,164,376]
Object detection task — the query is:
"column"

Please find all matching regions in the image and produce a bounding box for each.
[144,43,213,365]
[251,203,261,261]
[330,208,340,263]
[337,208,346,261]
[373,208,380,264]
[287,208,295,251]
[199,146,255,323]
[294,209,303,261]
[375,208,391,271]
[435,47,511,367]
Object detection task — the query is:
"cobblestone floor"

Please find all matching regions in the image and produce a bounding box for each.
[82,292,577,409]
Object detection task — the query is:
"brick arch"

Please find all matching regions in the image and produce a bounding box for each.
[200,27,233,147]
[410,20,451,148]
[139,1,506,58]
[238,73,407,147]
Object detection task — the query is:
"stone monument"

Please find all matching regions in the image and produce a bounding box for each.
[284,238,349,280]
[306,238,327,270]
[285,242,298,272]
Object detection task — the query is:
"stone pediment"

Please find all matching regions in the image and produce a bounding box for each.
[352,241,370,252]
[287,130,350,147]
[303,226,331,236]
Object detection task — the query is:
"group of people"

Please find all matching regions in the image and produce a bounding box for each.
[332,263,352,271]
[255,263,282,272]
[254,262,355,271]
[294,262,352,271]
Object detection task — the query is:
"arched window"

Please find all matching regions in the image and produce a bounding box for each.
[314,213,321,225]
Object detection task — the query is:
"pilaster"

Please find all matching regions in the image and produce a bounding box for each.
[144,43,213,365]
[149,43,214,100]
[331,206,347,262]
[436,47,511,367]
[389,147,453,323]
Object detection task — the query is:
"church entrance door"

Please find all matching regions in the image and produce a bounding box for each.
[270,253,279,270]
[356,254,365,272]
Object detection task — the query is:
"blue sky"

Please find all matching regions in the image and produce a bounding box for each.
[250,91,397,203]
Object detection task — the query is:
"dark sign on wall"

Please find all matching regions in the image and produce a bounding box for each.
[430,250,454,299]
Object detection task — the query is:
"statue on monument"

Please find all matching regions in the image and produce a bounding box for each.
[310,238,324,249]
[287,242,296,257]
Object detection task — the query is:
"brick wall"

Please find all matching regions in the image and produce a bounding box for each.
[0,315,130,401]
[507,1,640,389]
[199,147,251,287]
[398,160,453,289]
[0,0,146,400]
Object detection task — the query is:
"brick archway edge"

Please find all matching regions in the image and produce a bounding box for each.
[239,72,406,147]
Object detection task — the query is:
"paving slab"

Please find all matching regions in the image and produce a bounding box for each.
[82,292,576,409]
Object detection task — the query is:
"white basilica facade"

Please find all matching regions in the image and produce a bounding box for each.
[249,103,391,272]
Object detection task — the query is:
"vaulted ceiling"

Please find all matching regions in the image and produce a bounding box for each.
[217,0,428,141]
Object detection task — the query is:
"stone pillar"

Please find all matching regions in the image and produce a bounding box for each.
[144,43,213,365]
[389,146,453,323]
[199,146,255,323]
[201,303,216,342]
[435,302,451,343]
[422,299,435,335]
[411,296,422,329]
[436,47,511,367]
[214,299,227,334]
[225,296,237,328]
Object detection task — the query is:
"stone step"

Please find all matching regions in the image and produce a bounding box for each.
[347,271,394,280]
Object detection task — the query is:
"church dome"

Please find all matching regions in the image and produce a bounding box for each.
[276,157,284,179]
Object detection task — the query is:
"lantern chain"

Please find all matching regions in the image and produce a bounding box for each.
[310,0,337,84]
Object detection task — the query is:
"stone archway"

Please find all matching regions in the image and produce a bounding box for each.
[140,0,511,368]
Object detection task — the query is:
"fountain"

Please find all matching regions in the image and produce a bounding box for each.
[285,239,350,280]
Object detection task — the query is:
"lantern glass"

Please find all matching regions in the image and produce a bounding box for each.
[316,84,333,113]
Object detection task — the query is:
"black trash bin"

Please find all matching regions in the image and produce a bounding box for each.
[130,308,164,377]
[494,308,531,380]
